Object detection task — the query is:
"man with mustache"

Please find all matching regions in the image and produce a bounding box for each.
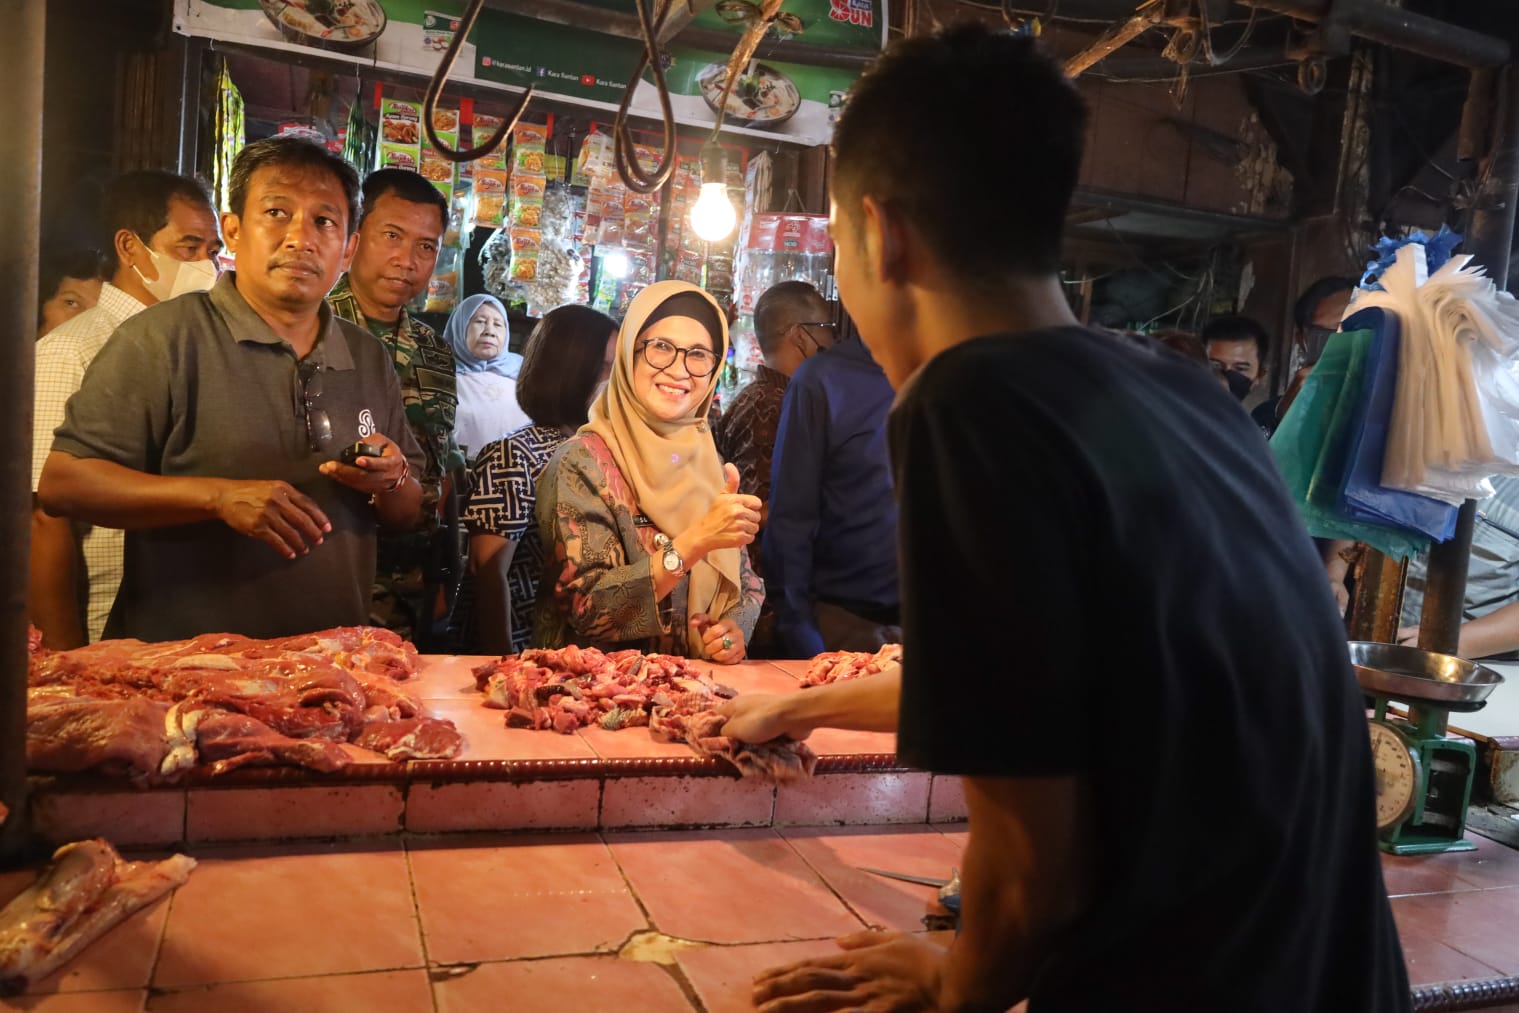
[328,168,461,643]
[38,137,425,640]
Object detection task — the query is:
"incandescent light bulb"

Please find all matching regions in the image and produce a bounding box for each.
[690,182,737,242]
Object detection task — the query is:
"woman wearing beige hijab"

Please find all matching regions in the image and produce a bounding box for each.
[533,281,764,662]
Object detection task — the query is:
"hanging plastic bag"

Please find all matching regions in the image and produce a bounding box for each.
[1272,329,1429,559]
[1336,307,1459,540]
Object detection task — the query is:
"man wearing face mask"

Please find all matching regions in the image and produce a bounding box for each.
[328,168,460,642]
[30,171,222,648]
[1251,277,1355,436]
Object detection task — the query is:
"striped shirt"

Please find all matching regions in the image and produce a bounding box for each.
[32,283,146,642]
[1403,475,1519,627]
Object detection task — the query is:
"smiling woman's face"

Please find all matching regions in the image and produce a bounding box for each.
[631,315,716,423]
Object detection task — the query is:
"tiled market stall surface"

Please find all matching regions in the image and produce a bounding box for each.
[6,824,1519,1012]
[27,658,966,847]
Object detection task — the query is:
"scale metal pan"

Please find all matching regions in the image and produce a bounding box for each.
[1348,641,1505,706]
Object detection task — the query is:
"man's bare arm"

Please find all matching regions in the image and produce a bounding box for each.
[28,505,85,649]
[940,774,1097,1011]
[720,665,902,742]
[39,452,332,560]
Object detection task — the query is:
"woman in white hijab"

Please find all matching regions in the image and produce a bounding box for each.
[446,293,532,459]
[533,281,764,662]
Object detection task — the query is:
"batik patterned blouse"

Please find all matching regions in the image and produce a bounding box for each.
[533,432,763,656]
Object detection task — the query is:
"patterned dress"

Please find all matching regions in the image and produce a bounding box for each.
[533,433,763,656]
[451,424,567,654]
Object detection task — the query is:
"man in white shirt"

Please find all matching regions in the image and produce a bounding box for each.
[30,170,222,647]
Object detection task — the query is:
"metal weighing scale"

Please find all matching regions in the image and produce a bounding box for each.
[1349,642,1505,855]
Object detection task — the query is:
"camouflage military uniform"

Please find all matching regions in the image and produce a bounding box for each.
[329,276,465,640]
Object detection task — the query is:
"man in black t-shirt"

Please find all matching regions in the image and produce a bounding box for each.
[721,24,1409,1013]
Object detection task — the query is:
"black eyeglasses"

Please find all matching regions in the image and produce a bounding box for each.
[638,338,719,378]
[298,362,332,452]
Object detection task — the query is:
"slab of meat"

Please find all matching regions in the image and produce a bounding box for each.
[0,839,195,996]
[472,647,815,781]
[26,698,171,781]
[27,627,448,780]
[185,708,350,777]
[800,644,903,687]
[649,698,817,782]
[353,718,465,761]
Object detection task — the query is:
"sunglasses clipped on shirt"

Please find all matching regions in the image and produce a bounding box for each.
[298,362,332,452]
[796,321,837,352]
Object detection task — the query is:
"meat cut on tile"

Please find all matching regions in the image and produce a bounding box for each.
[0,838,195,996]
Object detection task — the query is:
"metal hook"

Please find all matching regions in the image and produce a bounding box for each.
[613,0,680,195]
[422,0,535,163]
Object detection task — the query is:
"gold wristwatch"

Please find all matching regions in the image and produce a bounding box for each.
[654,533,686,577]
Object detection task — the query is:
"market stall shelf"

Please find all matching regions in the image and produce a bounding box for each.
[25,658,960,846]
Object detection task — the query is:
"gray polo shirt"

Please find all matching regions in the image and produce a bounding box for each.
[52,272,424,641]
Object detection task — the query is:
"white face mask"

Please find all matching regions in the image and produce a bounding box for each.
[132,247,219,303]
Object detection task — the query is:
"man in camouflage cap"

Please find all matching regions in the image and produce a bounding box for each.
[329,168,464,641]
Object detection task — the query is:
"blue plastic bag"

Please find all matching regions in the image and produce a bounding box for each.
[1337,307,1459,541]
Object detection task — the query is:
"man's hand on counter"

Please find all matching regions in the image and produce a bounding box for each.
[751,930,946,1013]
[720,664,904,745]
[719,693,813,744]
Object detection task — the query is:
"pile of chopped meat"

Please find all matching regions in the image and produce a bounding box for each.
[473,646,816,781]
[26,626,462,782]
[801,644,903,686]
[0,838,194,996]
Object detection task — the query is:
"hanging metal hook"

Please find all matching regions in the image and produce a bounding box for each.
[613,0,681,194]
[422,0,535,163]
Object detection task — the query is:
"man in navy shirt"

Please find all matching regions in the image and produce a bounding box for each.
[723,23,1409,1013]
[763,329,899,657]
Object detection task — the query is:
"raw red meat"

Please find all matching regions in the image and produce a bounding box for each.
[354,718,465,761]
[26,627,455,781]
[0,839,194,996]
[648,697,817,782]
[184,708,350,777]
[800,644,903,687]
[25,698,171,780]
[472,647,815,781]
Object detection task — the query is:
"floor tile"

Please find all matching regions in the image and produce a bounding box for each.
[406,779,600,833]
[600,775,774,829]
[410,654,490,699]
[422,699,597,761]
[433,954,693,1013]
[152,840,422,987]
[2,990,146,1013]
[1394,924,1504,985]
[676,939,847,1013]
[25,897,170,995]
[1392,888,1519,976]
[146,969,433,1013]
[606,829,864,944]
[936,827,969,850]
[408,833,647,964]
[30,791,185,848]
[1382,835,1519,896]
[185,785,403,843]
[781,826,965,932]
[774,773,930,826]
